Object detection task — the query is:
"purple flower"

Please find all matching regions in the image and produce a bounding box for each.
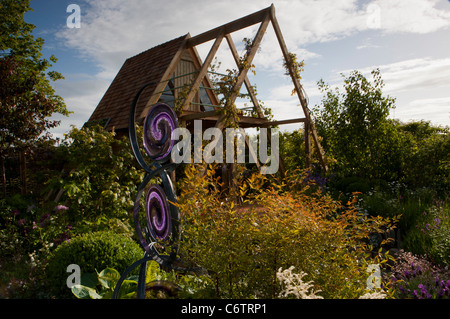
[17,219,26,227]
[434,277,440,286]
[11,209,20,216]
[418,284,428,296]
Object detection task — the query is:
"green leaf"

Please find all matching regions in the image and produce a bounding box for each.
[71,285,102,299]
[80,272,99,289]
[118,280,138,299]
[98,268,121,289]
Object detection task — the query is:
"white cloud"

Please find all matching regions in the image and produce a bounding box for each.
[393,96,450,126]
[57,0,450,77]
[340,57,450,93]
[373,0,450,34]
[48,73,111,138]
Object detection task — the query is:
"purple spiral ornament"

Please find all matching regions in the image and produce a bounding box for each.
[145,184,171,242]
[114,87,185,299]
[143,103,178,162]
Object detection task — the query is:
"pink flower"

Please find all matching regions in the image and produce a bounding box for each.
[55,205,69,212]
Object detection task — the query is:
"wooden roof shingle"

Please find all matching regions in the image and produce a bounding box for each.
[88,34,189,131]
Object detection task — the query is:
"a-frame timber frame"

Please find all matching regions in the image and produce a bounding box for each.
[140,4,328,173]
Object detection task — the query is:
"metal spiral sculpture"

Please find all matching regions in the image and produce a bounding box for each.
[113,82,183,299]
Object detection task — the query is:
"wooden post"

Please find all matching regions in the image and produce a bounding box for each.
[269,6,328,172]
[304,121,311,170]
[225,34,265,119]
[182,30,225,112]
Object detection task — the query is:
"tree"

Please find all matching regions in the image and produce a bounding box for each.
[0,0,70,196]
[398,120,449,193]
[313,69,402,181]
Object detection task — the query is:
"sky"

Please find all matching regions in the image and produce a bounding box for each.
[25,0,450,139]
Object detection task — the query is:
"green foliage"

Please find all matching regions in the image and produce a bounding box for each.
[0,0,70,197]
[279,130,306,171]
[71,261,215,299]
[44,125,143,228]
[398,121,449,194]
[412,202,450,266]
[71,267,137,299]
[313,69,401,181]
[283,51,305,81]
[176,164,398,299]
[45,230,143,298]
[0,0,69,154]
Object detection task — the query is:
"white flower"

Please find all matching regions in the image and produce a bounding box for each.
[277,266,323,299]
[358,291,386,299]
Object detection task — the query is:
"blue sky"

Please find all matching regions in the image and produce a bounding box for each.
[25,0,450,139]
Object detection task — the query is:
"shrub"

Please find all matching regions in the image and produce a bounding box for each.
[417,202,450,266]
[45,230,143,298]
[44,125,143,224]
[176,165,398,299]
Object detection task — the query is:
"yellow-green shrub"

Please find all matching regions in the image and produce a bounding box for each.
[176,165,398,298]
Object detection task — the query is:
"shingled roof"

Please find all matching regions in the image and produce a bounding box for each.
[88,34,189,131]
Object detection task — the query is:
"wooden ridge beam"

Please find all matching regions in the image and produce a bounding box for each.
[186,5,273,48]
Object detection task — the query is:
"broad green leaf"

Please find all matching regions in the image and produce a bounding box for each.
[71,285,98,299]
[98,268,121,289]
[118,280,138,299]
[80,272,99,289]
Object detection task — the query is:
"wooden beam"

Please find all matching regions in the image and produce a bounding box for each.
[141,34,190,118]
[179,110,219,121]
[269,7,328,172]
[261,118,306,127]
[179,110,270,126]
[304,120,311,169]
[225,34,265,119]
[188,46,220,106]
[223,10,271,119]
[181,30,225,111]
[186,6,272,48]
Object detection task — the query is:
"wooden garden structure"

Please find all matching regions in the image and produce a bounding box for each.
[88,4,328,175]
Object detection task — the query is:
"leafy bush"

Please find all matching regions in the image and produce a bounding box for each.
[71,261,214,299]
[414,202,450,266]
[71,267,138,299]
[398,121,449,194]
[45,230,143,298]
[176,165,398,299]
[313,69,402,181]
[44,125,143,225]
